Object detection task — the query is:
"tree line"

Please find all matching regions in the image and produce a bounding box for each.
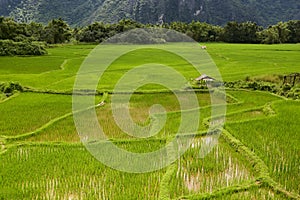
[1,17,300,55]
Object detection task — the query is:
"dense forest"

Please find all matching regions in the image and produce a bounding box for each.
[1,17,300,55]
[0,0,300,27]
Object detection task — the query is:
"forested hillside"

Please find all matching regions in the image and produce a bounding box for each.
[0,0,299,27]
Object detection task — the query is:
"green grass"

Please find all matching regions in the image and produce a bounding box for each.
[0,92,6,101]
[0,45,94,91]
[0,56,64,74]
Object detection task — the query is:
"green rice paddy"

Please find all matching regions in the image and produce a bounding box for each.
[0,43,299,199]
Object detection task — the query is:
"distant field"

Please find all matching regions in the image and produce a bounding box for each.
[0,45,94,90]
[1,43,299,91]
[206,43,300,81]
[0,56,64,74]
[0,43,299,199]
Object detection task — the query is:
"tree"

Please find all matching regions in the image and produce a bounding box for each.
[42,18,71,44]
[168,21,189,33]
[76,22,110,43]
[260,26,280,44]
[115,19,142,33]
[260,22,290,44]
[240,22,262,43]
[223,21,261,43]
[0,17,18,40]
[27,22,44,41]
[286,20,300,43]
[223,21,240,43]
[274,22,290,43]
[0,17,31,41]
[188,21,210,42]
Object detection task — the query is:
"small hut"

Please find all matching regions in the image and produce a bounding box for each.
[195,74,215,83]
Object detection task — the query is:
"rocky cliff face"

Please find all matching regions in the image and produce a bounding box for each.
[0,0,299,27]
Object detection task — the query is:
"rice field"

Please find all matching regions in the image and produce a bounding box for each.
[168,137,256,198]
[226,101,300,194]
[0,144,165,199]
[0,43,299,199]
[0,93,72,136]
[206,43,300,81]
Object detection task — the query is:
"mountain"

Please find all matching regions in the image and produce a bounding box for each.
[0,0,300,27]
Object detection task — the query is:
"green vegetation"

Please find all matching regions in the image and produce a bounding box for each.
[1,16,300,48]
[0,144,165,199]
[169,137,256,198]
[226,101,300,194]
[0,40,46,56]
[0,43,299,92]
[1,0,299,27]
[0,93,72,136]
[0,43,299,199]
[0,56,64,74]
[207,43,300,81]
[0,45,94,90]
[0,82,23,94]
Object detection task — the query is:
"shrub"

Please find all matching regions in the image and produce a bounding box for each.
[282,84,292,92]
[224,79,299,100]
[286,92,294,98]
[0,82,23,95]
[0,40,47,56]
[245,76,252,82]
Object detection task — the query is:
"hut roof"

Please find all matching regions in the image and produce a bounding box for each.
[195,74,215,81]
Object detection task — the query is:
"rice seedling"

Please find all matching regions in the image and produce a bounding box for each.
[0,144,165,199]
[168,137,256,198]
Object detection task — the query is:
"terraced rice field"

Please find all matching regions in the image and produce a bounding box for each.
[0,43,299,199]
